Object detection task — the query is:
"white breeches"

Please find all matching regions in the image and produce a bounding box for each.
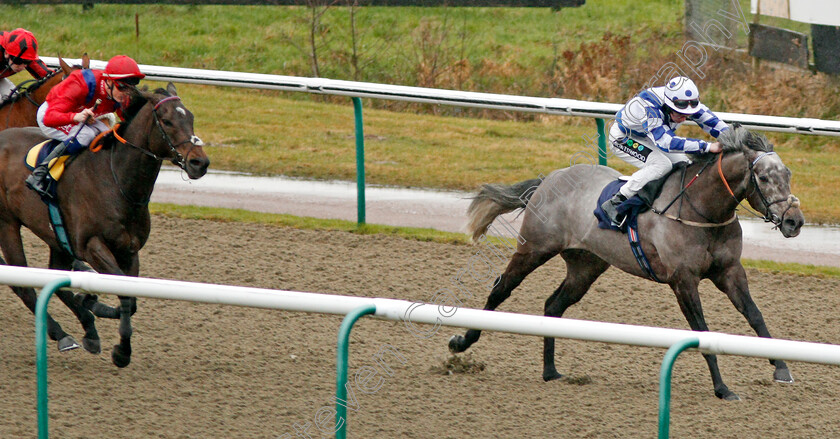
[608,123,690,199]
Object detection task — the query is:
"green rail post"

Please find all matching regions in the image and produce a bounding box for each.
[352,97,366,225]
[595,118,608,166]
[35,277,71,439]
[658,337,700,439]
[335,304,376,439]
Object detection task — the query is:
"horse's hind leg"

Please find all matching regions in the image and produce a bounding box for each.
[710,262,792,383]
[50,250,101,354]
[671,275,739,401]
[449,247,558,353]
[543,250,609,381]
[0,225,79,351]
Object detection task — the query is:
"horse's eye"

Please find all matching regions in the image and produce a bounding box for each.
[162,119,173,127]
[758,175,769,183]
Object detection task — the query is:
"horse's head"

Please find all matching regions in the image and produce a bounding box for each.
[125,83,210,179]
[718,126,804,238]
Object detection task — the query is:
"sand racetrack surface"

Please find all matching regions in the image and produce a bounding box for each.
[2,215,840,438]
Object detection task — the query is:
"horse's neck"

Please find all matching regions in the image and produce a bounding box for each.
[0,77,57,129]
[679,152,749,222]
[110,111,163,201]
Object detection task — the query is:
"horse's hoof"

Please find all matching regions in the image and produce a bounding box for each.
[543,370,563,382]
[723,393,741,401]
[71,260,96,273]
[111,345,131,368]
[716,388,741,401]
[57,335,80,352]
[774,368,794,383]
[448,335,466,353]
[83,338,101,355]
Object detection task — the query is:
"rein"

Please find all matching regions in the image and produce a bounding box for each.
[100,95,197,205]
[651,157,737,227]
[717,151,796,227]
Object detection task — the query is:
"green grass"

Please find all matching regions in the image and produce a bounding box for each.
[167,83,840,224]
[5,3,839,226]
[1,2,682,81]
[151,203,840,279]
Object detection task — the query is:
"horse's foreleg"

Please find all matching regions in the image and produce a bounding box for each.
[449,249,555,354]
[542,251,609,381]
[111,295,134,368]
[671,276,739,401]
[710,263,792,383]
[82,238,138,367]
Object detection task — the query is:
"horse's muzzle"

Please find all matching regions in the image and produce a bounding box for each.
[183,143,210,180]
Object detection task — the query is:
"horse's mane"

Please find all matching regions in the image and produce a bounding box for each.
[717,125,774,154]
[97,87,174,151]
[121,87,173,126]
[0,68,63,110]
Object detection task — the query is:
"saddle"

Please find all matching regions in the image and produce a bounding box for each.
[594,162,688,232]
[25,139,71,182]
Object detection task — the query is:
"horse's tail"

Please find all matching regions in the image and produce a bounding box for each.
[465,178,542,243]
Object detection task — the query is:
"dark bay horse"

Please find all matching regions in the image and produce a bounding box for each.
[0,56,83,130]
[0,83,210,367]
[449,126,804,400]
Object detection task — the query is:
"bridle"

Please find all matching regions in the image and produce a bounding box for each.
[108,94,203,205]
[151,95,203,169]
[112,95,202,171]
[717,151,799,228]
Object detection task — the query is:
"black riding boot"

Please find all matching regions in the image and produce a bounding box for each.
[601,192,628,228]
[25,140,70,199]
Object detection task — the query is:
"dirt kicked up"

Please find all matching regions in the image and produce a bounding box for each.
[1,215,840,438]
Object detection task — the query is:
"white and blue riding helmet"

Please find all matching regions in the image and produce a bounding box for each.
[663,76,701,115]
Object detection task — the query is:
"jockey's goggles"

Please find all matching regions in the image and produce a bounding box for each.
[8,55,30,66]
[672,99,699,110]
[115,77,140,90]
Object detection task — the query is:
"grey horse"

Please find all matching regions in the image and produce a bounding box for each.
[449,126,805,400]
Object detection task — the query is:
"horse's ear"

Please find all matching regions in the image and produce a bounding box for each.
[58,55,72,76]
[166,82,178,97]
[82,53,90,69]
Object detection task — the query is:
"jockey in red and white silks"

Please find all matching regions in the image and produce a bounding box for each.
[0,28,52,101]
[27,55,145,199]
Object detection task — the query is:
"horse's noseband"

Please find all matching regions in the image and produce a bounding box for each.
[152,96,201,170]
[748,151,799,227]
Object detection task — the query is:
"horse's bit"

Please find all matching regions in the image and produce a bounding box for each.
[719,151,800,228]
[112,95,203,171]
[151,95,204,170]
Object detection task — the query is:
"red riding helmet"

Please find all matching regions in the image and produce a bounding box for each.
[102,55,146,85]
[2,28,39,62]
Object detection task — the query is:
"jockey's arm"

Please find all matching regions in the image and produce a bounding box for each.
[25,58,53,80]
[648,118,711,154]
[690,104,729,139]
[42,79,88,128]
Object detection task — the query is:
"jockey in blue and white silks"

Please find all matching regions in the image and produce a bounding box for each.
[600,76,729,227]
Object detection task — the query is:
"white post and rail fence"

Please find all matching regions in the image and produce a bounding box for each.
[4,265,839,439]
[42,57,840,225]
[25,59,840,438]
